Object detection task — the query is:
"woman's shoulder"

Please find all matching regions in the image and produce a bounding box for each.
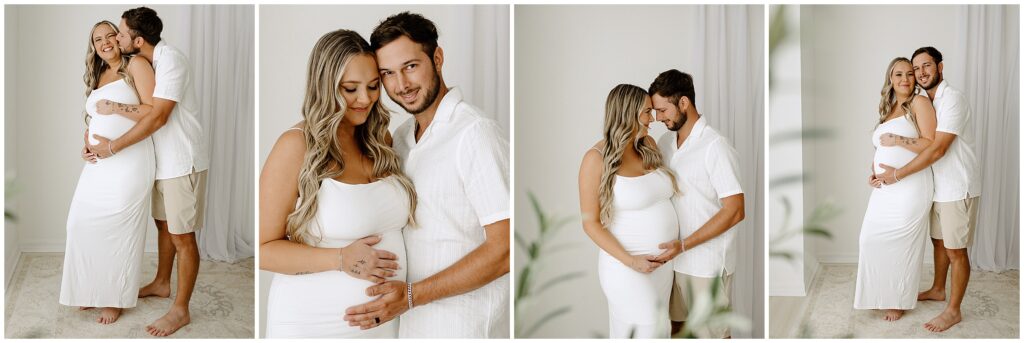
[126,55,153,72]
[582,140,605,167]
[911,94,932,107]
[275,122,307,151]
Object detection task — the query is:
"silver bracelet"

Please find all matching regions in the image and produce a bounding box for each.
[107,141,115,156]
[406,282,414,310]
[892,169,900,183]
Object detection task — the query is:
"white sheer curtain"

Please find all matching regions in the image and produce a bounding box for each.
[181,5,256,262]
[958,5,1019,271]
[690,5,765,338]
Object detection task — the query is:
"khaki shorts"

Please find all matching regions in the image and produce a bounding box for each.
[930,196,980,249]
[153,169,208,234]
[668,272,733,338]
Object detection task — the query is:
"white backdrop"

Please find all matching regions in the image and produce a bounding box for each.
[257,5,510,336]
[515,5,764,338]
[4,5,255,269]
[796,5,1019,272]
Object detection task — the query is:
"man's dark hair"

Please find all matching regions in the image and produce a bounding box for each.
[370,12,439,57]
[121,7,162,45]
[912,46,943,64]
[649,69,697,108]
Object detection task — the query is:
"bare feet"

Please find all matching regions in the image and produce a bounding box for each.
[924,310,962,332]
[883,309,904,321]
[146,306,190,337]
[138,281,171,298]
[917,288,946,301]
[78,306,93,311]
[96,307,121,324]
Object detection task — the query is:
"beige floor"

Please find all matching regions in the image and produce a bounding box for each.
[5,252,254,338]
[777,263,1018,338]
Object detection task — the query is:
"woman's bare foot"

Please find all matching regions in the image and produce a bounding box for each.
[917,288,946,301]
[138,281,171,298]
[146,306,190,337]
[884,309,904,321]
[924,309,962,332]
[96,307,121,324]
[79,306,94,311]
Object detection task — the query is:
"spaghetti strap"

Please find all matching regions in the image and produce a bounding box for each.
[285,127,304,133]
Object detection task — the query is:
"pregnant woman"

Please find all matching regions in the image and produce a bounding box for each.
[854,57,937,321]
[259,29,417,338]
[578,84,680,338]
[59,20,156,324]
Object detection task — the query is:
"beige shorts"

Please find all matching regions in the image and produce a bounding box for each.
[153,169,208,234]
[930,197,980,249]
[668,272,733,338]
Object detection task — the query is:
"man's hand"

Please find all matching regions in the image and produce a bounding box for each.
[650,239,683,263]
[340,236,399,284]
[867,173,882,188]
[875,163,897,185]
[627,254,664,273]
[86,134,115,159]
[96,99,115,115]
[344,281,408,330]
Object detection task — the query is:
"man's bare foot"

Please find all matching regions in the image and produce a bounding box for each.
[924,309,962,332]
[96,307,121,324]
[138,281,171,298]
[146,307,190,337]
[917,288,946,301]
[79,306,93,311]
[884,309,904,321]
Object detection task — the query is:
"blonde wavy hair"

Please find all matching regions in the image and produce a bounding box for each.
[84,20,136,125]
[287,29,418,246]
[877,57,920,134]
[598,84,679,225]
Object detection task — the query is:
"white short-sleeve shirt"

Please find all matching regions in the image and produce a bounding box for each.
[151,41,209,179]
[393,87,510,338]
[657,116,743,277]
[930,80,981,202]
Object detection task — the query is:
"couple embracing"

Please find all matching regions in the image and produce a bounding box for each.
[856,46,981,333]
[579,70,746,339]
[259,12,510,338]
[60,7,208,337]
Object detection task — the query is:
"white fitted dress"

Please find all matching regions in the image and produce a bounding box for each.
[854,115,933,310]
[59,79,155,308]
[598,170,678,338]
[265,175,409,338]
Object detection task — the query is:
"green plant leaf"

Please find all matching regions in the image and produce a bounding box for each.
[523,306,571,337]
[534,271,586,295]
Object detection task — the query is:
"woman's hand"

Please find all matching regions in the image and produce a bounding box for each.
[879,133,898,147]
[626,254,664,273]
[340,236,400,283]
[867,173,883,188]
[81,146,98,164]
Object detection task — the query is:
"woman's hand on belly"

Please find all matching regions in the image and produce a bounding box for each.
[341,235,400,283]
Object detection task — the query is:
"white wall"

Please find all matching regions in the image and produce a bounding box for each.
[515,5,764,338]
[5,6,22,287]
[5,5,201,255]
[800,5,961,263]
[257,5,510,337]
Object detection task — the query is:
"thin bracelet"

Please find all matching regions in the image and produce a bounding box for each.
[892,169,900,183]
[406,282,414,310]
[107,141,116,156]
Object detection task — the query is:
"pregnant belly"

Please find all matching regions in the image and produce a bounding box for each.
[266,231,406,328]
[87,115,136,145]
[608,200,678,255]
[873,146,918,174]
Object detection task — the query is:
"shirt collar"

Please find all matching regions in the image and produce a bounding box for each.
[432,86,462,123]
[152,41,168,61]
[934,79,950,100]
[674,115,707,152]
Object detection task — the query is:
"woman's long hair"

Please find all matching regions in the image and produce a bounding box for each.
[84,20,135,125]
[287,29,417,245]
[877,57,920,134]
[598,84,679,225]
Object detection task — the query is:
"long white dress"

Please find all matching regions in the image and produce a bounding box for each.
[265,175,409,338]
[598,170,678,338]
[59,79,155,308]
[854,115,933,310]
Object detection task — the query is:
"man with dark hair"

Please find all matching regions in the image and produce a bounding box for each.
[876,46,981,333]
[647,69,745,338]
[89,6,209,337]
[343,12,510,338]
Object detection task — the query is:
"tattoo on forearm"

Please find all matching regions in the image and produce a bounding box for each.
[899,136,917,146]
[294,271,313,275]
[114,103,139,114]
[350,268,361,275]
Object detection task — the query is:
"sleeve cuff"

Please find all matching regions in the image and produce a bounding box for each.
[478,211,510,227]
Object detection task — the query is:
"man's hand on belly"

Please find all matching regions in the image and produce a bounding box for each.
[343,280,408,330]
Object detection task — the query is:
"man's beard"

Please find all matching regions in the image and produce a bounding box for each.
[667,107,686,131]
[119,44,138,55]
[393,69,441,115]
[919,72,940,91]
